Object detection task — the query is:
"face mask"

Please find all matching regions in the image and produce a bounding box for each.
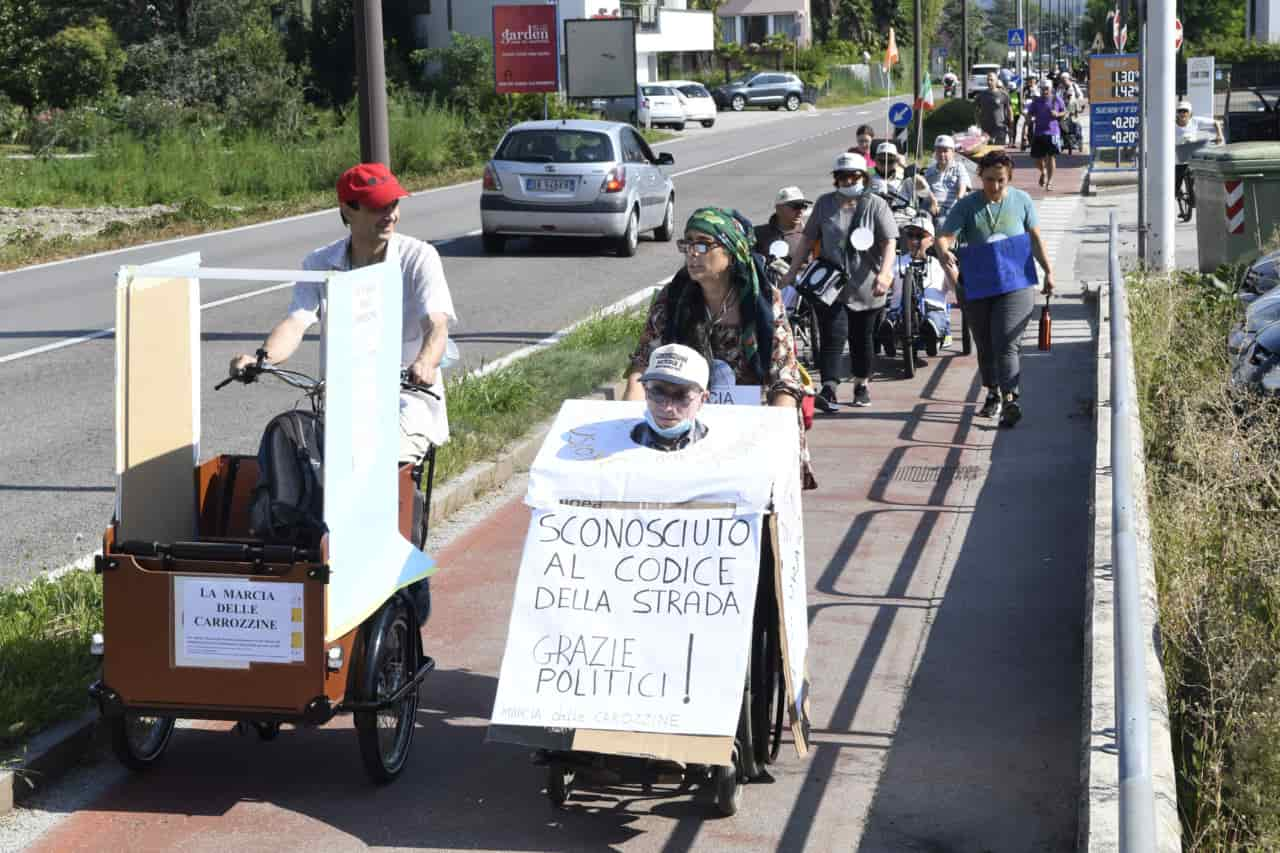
[644,407,694,439]
[837,184,864,198]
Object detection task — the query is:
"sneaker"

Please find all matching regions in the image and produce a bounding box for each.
[852,384,871,407]
[943,333,954,350]
[815,385,840,414]
[999,398,1023,428]
[978,391,1002,418]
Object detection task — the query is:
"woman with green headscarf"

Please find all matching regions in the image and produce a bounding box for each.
[624,207,813,484]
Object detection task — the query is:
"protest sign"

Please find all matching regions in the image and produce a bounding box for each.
[491,505,760,735]
[173,577,304,668]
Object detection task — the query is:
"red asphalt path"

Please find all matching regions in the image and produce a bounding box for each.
[23,164,1093,853]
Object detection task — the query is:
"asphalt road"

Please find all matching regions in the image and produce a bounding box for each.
[0,102,891,585]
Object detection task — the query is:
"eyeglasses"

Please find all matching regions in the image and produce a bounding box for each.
[783,202,808,212]
[902,230,929,240]
[644,383,699,405]
[676,240,718,256]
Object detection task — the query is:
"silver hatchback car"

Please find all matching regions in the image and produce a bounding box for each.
[480,119,676,257]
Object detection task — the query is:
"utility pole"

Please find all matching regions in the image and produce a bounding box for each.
[914,0,923,118]
[354,0,391,166]
[1016,0,1024,83]
[1148,0,1175,269]
[961,0,969,99]
[1137,0,1147,260]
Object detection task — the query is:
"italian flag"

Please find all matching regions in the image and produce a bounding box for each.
[916,72,935,111]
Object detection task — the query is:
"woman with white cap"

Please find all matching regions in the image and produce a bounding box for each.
[781,152,898,409]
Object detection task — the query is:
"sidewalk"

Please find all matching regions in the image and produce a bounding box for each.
[14,174,1100,852]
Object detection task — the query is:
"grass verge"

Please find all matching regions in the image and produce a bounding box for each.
[0,572,103,750]
[433,308,645,485]
[1129,269,1280,848]
[0,308,644,748]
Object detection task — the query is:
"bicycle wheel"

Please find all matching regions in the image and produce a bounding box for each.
[354,596,420,784]
[110,712,176,770]
[901,285,916,378]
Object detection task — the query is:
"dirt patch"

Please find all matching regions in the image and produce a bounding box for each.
[0,205,176,244]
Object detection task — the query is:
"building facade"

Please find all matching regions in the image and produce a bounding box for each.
[417,0,713,85]
[1247,0,1280,42]
[716,0,812,48]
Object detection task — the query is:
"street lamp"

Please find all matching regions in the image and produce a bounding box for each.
[794,11,805,74]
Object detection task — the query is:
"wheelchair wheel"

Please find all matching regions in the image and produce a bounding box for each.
[110,712,175,770]
[355,596,420,784]
[790,300,819,371]
[714,744,744,816]
[546,765,574,807]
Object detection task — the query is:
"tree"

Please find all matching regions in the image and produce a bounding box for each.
[38,18,126,107]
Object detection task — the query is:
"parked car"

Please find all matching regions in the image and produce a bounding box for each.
[479,120,676,257]
[1240,247,1280,300]
[1224,87,1280,143]
[602,85,686,129]
[966,63,1002,97]
[1231,317,1280,397]
[711,72,805,112]
[663,80,717,128]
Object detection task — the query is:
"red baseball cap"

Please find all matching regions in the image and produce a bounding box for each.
[336,163,409,209]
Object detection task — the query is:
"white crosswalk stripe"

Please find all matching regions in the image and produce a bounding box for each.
[1034,196,1083,269]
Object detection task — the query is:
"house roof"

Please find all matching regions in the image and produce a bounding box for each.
[716,0,807,15]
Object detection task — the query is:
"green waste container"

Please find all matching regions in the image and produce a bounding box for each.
[1190,142,1280,272]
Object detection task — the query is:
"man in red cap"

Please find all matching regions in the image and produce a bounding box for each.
[230,162,458,463]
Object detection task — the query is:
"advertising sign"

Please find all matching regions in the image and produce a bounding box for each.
[493,4,559,95]
[1187,56,1215,120]
[1089,54,1141,169]
[564,17,638,99]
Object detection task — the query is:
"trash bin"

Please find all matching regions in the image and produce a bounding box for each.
[1190,142,1280,272]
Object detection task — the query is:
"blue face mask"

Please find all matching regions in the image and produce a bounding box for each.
[644,407,694,439]
[837,184,865,197]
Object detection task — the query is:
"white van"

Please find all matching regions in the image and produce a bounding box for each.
[966,63,1003,97]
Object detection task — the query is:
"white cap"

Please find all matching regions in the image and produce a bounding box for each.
[904,215,935,236]
[934,134,956,149]
[876,141,900,156]
[1176,99,1193,112]
[774,186,812,206]
[641,343,709,390]
[833,151,869,174]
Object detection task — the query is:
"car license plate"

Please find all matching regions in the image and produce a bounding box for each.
[526,177,576,193]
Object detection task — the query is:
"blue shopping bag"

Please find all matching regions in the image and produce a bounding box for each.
[956,232,1038,301]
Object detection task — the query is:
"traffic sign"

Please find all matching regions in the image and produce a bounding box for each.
[1175,18,1183,50]
[1007,28,1026,48]
[888,102,913,128]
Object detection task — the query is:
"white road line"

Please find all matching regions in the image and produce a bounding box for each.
[670,118,864,179]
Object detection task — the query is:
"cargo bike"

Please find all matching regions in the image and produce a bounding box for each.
[485,398,812,816]
[89,255,440,784]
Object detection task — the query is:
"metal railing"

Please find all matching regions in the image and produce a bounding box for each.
[1108,210,1158,850]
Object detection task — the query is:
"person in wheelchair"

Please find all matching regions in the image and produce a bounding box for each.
[631,344,711,452]
[880,216,955,362]
[229,162,457,627]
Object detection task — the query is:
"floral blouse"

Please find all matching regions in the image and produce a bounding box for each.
[629,282,805,403]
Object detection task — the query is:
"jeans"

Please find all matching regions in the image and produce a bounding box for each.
[963,285,1036,395]
[814,301,879,382]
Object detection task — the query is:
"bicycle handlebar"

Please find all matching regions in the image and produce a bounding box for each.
[219,356,441,400]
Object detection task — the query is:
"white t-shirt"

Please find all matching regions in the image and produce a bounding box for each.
[286,232,459,448]
[1175,116,1217,145]
[287,232,458,366]
[891,254,951,307]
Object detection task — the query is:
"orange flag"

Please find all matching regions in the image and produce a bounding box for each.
[883,28,900,71]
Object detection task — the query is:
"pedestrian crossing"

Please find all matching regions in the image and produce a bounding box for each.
[1035,195,1084,271]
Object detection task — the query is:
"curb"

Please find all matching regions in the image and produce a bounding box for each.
[0,379,630,818]
[0,710,105,814]
[1079,278,1181,851]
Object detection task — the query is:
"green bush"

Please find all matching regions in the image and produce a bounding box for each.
[23,104,114,154]
[37,18,125,108]
[907,96,977,152]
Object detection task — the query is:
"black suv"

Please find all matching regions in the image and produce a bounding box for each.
[712,72,805,112]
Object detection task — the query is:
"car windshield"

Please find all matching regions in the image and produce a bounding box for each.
[642,86,674,96]
[678,84,710,98]
[495,130,615,164]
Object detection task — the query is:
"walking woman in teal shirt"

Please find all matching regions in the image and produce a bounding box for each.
[935,151,1056,428]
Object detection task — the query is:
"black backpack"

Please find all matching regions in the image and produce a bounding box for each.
[249,410,326,544]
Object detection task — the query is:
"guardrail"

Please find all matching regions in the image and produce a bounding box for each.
[1108,210,1158,849]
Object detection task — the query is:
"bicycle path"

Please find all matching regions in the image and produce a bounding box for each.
[16,168,1098,852]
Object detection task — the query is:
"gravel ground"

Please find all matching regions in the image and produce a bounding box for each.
[0,205,175,244]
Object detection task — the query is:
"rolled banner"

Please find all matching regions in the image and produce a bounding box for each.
[954,232,1038,301]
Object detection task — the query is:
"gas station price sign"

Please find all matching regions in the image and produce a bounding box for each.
[1089,53,1141,150]
[1089,54,1141,104]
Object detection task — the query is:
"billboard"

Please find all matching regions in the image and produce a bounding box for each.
[493,4,559,95]
[564,17,637,99]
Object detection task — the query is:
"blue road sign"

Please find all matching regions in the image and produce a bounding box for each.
[1091,102,1140,148]
[888,102,913,128]
[1007,28,1026,47]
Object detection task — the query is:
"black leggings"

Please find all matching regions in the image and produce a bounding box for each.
[814,301,879,382]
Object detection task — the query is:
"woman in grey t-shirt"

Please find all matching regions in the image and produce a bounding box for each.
[782,152,898,409]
